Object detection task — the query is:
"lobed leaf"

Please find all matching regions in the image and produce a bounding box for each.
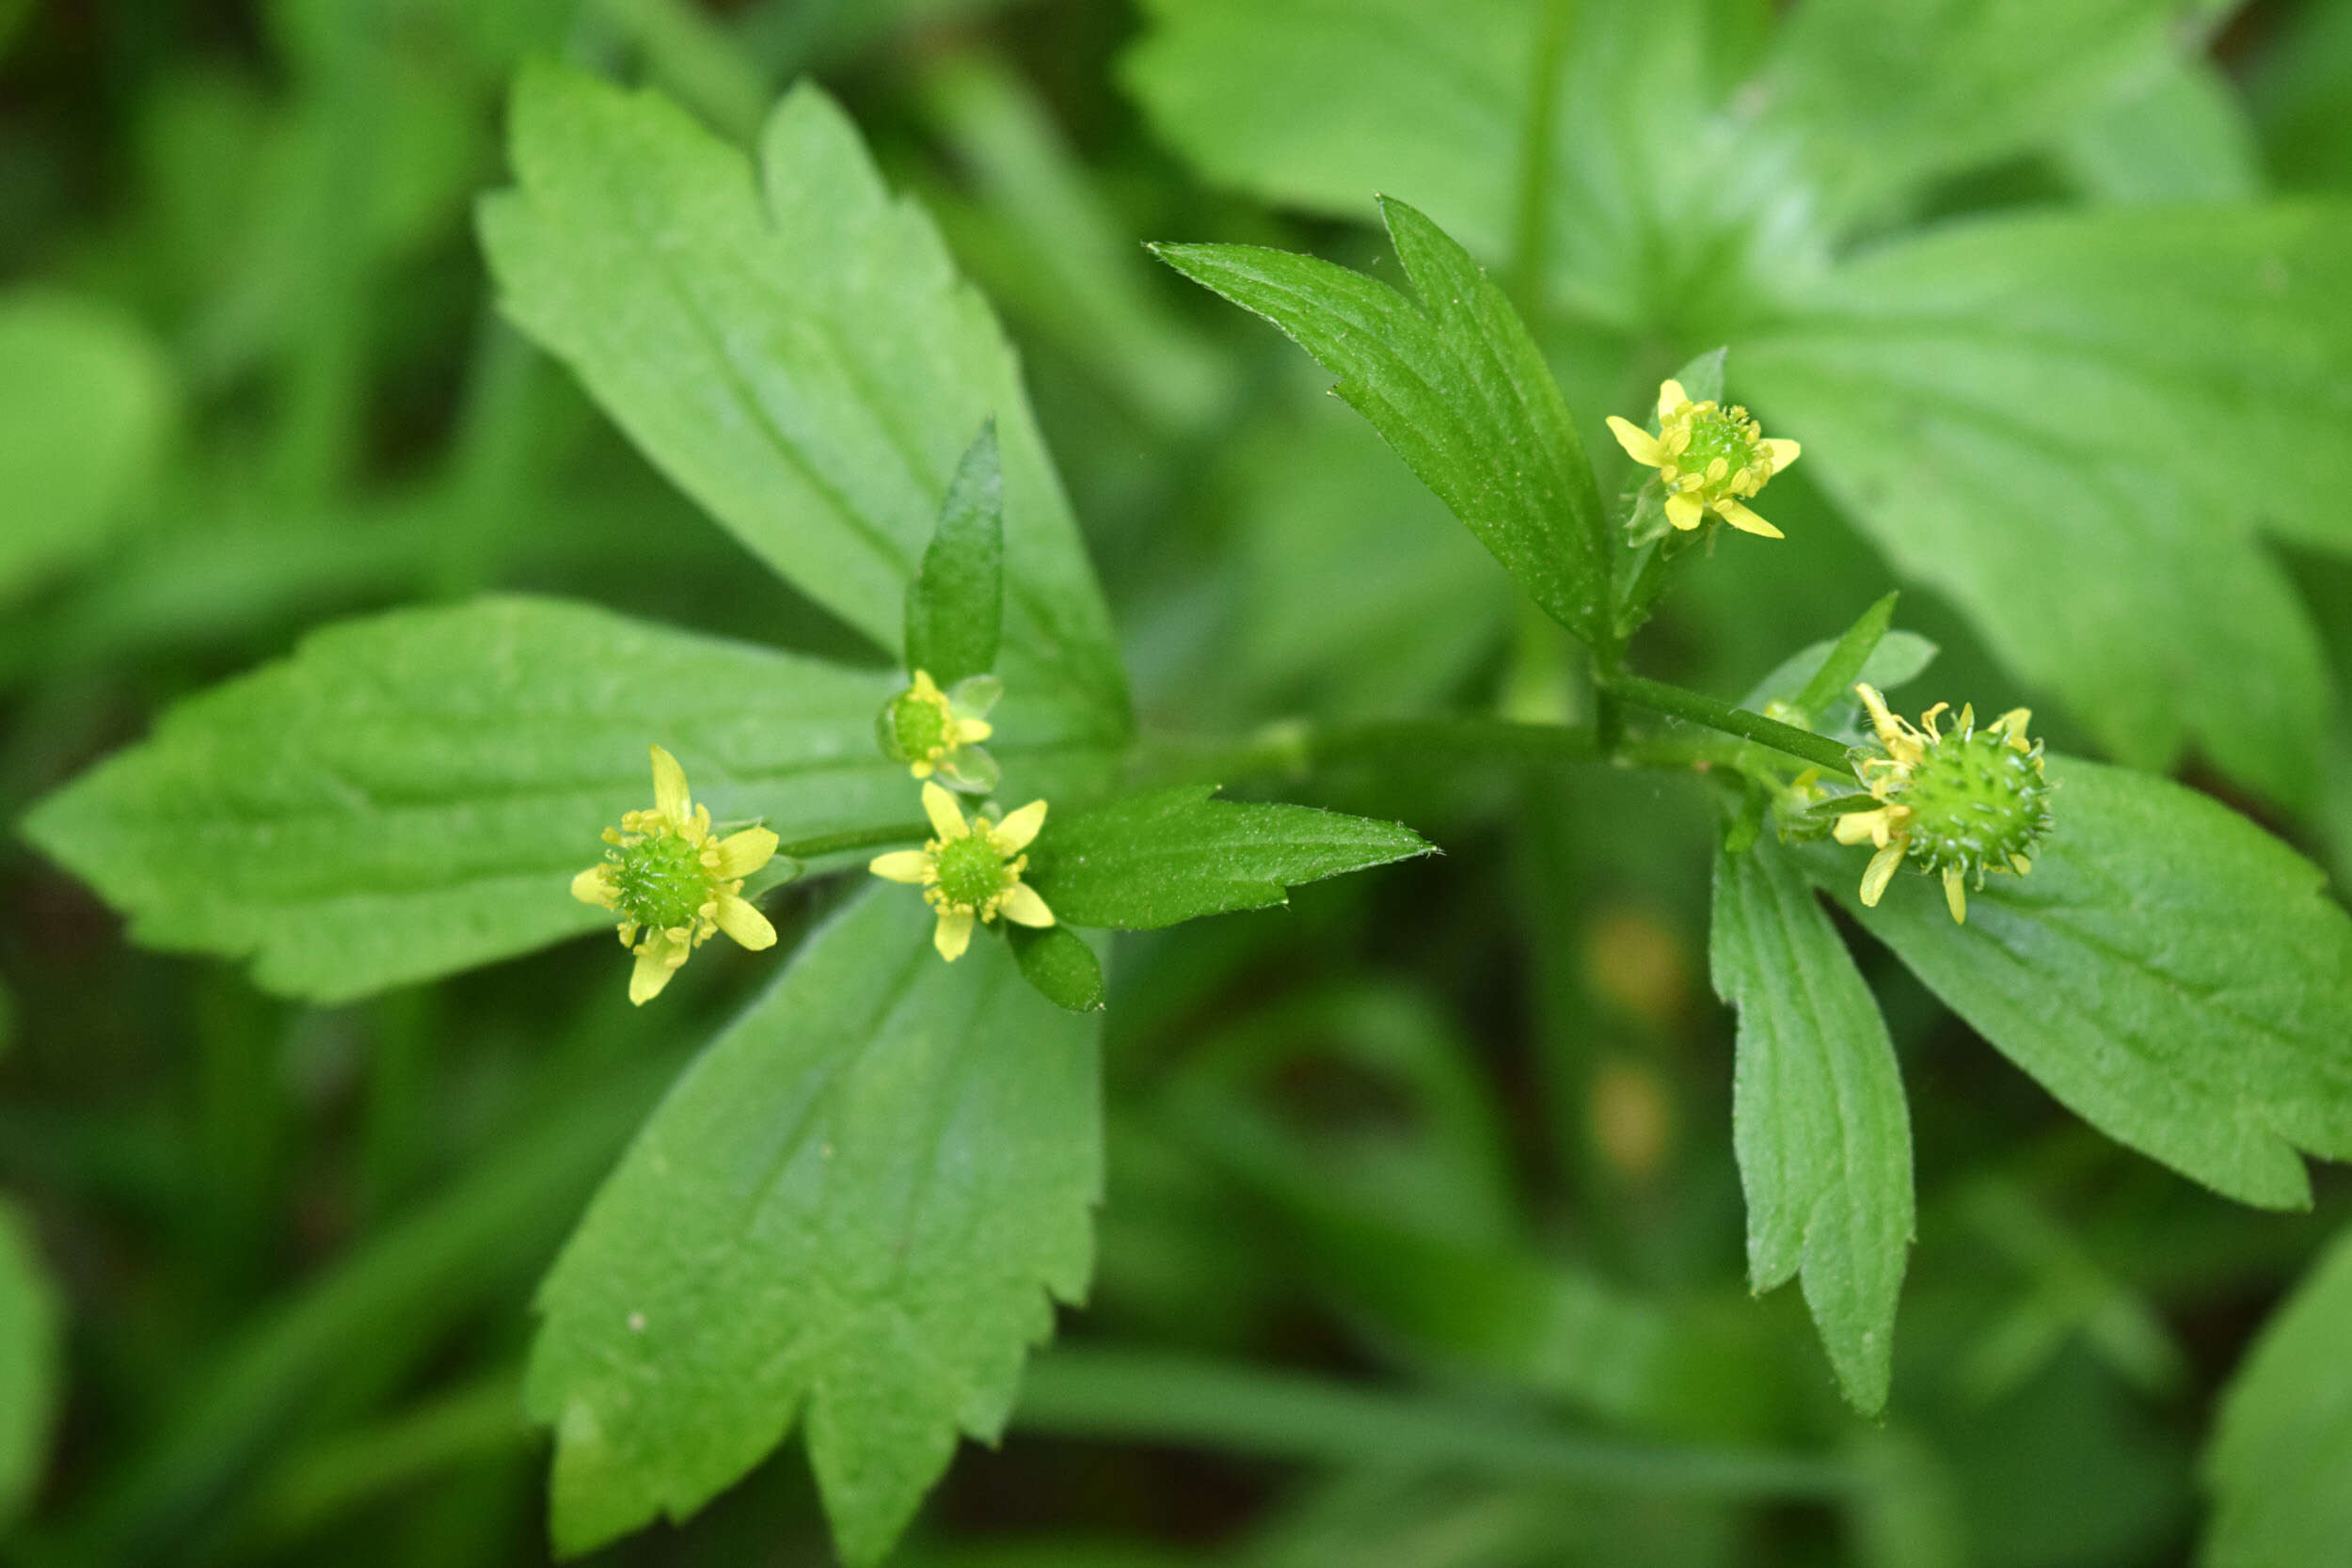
[1799,757,2352,1210]
[1709,836,1913,1413]
[526,886,1101,1565]
[1154,200,1611,644]
[0,1196,60,1531]
[1026,784,1432,930]
[903,420,1004,687]
[2201,1221,2352,1568]
[479,63,1128,747]
[21,596,1108,1003]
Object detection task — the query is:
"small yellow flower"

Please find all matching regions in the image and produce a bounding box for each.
[868,782,1055,961]
[572,745,780,1004]
[877,670,999,790]
[1607,378,1800,539]
[1832,685,2051,924]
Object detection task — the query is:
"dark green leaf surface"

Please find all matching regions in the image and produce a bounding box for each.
[0,1197,60,1530]
[525,887,1101,1565]
[22,597,1104,1002]
[2202,1221,2352,1568]
[904,420,1004,686]
[0,291,174,601]
[1742,206,2352,803]
[1027,784,1432,930]
[479,64,1128,746]
[1155,200,1610,644]
[1710,836,1912,1413]
[1801,758,2352,1210]
[1009,923,1106,1013]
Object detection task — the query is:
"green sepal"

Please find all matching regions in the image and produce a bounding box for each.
[1008,923,1106,1013]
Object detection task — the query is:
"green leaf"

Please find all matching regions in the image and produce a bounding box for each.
[0,1196,61,1530]
[1026,784,1432,931]
[526,886,1101,1565]
[2051,57,2262,207]
[1790,592,1899,721]
[478,63,1129,746]
[2202,1221,2352,1568]
[903,420,1004,687]
[1799,757,2352,1211]
[1154,199,1611,645]
[22,596,1104,1003]
[1741,205,2352,804]
[1708,835,1912,1414]
[0,291,174,602]
[1008,923,1106,1014]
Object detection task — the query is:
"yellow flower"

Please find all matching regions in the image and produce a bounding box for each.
[877,670,999,790]
[572,745,780,1004]
[868,782,1055,961]
[1606,378,1801,539]
[1832,685,2051,924]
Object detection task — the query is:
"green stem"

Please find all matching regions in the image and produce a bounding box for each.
[1016,1347,1860,1499]
[774,821,934,861]
[1506,0,1577,322]
[1604,673,1857,773]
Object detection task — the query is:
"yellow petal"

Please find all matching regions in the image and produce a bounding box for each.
[1763,437,1801,473]
[922,781,968,840]
[1832,809,1887,847]
[955,717,994,746]
[714,893,777,951]
[713,826,779,879]
[1859,843,1905,907]
[628,932,685,1005]
[1658,379,1688,420]
[869,849,933,883]
[998,881,1055,928]
[934,909,975,961]
[571,865,617,908]
[910,669,941,700]
[649,745,691,825]
[1663,491,1705,531]
[1942,867,1968,924]
[993,799,1049,854]
[1717,499,1783,539]
[2010,854,2033,876]
[1605,414,1664,468]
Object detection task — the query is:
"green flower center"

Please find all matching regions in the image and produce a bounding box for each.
[1674,406,1761,489]
[612,832,711,930]
[880,689,950,763]
[1896,732,2053,876]
[933,832,1011,911]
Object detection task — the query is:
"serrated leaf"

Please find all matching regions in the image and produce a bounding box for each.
[1008,923,1105,1013]
[2201,1221,2352,1568]
[1154,200,1610,644]
[904,420,1003,686]
[0,1196,61,1530]
[1026,784,1432,930]
[479,63,1128,747]
[1799,758,2352,1210]
[22,596,1104,1003]
[526,886,1101,1565]
[1709,835,1912,1414]
[1742,206,2352,804]
[0,291,174,601]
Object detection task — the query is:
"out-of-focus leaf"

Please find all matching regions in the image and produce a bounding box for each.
[2249,0,2352,195]
[2052,57,2262,206]
[2202,1221,2352,1568]
[480,64,1130,747]
[1799,758,2352,1210]
[24,597,1103,1003]
[0,293,174,601]
[1155,200,1612,645]
[0,1197,61,1530]
[527,887,1101,1565]
[1709,836,1912,1413]
[1741,205,2352,804]
[1026,784,1431,931]
[904,420,1004,686]
[1009,923,1107,1013]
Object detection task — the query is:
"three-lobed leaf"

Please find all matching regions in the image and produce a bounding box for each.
[478,63,1128,748]
[904,420,1005,686]
[2201,1221,2352,1568]
[21,596,1109,1003]
[1799,757,2352,1210]
[526,886,1101,1566]
[0,1196,60,1531]
[1710,835,1913,1414]
[1025,784,1432,930]
[1154,199,1611,645]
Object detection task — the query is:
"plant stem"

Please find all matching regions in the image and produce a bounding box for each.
[1603,673,1858,773]
[774,821,934,861]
